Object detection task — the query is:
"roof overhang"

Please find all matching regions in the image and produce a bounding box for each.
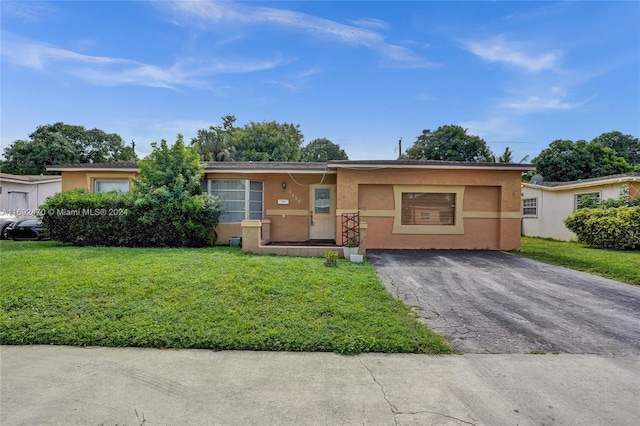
[46,160,537,174]
[328,160,536,171]
[0,173,62,184]
[522,175,640,191]
[46,163,139,173]
[204,162,334,174]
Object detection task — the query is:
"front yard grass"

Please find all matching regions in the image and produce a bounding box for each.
[517,237,640,285]
[0,241,454,354]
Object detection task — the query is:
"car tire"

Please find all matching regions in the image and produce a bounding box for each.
[1,223,12,240]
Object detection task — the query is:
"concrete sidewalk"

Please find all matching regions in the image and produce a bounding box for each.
[1,346,639,425]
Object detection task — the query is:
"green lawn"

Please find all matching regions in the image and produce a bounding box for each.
[516,237,640,285]
[0,241,453,354]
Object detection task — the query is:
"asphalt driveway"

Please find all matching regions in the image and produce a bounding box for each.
[368,250,640,354]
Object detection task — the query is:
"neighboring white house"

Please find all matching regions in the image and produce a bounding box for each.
[521,173,640,241]
[0,173,62,218]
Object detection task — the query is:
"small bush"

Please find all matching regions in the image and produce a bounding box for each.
[564,205,640,250]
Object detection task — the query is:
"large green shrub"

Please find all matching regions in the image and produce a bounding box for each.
[39,136,223,247]
[564,205,640,250]
[126,135,223,247]
[121,192,222,247]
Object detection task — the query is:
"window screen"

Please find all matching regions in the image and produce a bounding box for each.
[209,180,263,223]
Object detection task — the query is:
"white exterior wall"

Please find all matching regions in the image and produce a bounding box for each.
[521,182,627,241]
[0,178,62,218]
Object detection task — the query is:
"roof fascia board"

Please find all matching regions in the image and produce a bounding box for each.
[329,163,535,171]
[522,176,640,191]
[204,169,334,174]
[0,177,62,184]
[46,167,139,172]
[46,166,332,174]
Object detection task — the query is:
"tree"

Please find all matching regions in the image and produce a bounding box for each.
[300,138,348,162]
[591,131,640,166]
[234,120,303,162]
[532,139,634,182]
[191,115,238,162]
[404,125,494,162]
[1,122,136,175]
[1,137,78,175]
[134,134,204,200]
[493,147,514,163]
[130,135,223,247]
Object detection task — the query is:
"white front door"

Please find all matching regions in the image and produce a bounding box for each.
[309,184,336,241]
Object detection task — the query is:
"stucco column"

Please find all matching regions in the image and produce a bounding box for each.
[359,222,367,256]
[241,220,262,253]
[261,219,271,243]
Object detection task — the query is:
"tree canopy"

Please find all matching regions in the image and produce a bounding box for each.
[404,125,494,162]
[532,139,635,182]
[300,138,348,162]
[234,120,304,162]
[134,135,203,200]
[590,131,639,166]
[131,135,222,247]
[190,115,237,162]
[1,122,136,175]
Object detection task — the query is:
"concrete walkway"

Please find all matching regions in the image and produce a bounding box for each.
[2,345,639,425]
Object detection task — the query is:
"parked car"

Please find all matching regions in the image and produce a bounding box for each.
[4,219,50,241]
[0,213,19,240]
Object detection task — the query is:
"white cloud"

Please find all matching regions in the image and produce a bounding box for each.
[1,32,287,89]
[1,1,58,23]
[462,35,561,72]
[165,0,437,68]
[415,93,434,101]
[348,18,391,31]
[461,117,526,144]
[268,67,322,91]
[500,86,590,113]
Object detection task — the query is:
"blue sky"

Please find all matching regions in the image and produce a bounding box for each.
[1,1,638,162]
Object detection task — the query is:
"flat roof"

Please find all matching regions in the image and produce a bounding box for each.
[328,160,536,171]
[0,173,62,183]
[204,161,332,174]
[46,162,139,172]
[522,172,640,190]
[47,160,535,173]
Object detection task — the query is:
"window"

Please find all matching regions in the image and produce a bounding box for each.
[401,193,455,226]
[522,198,537,217]
[314,188,330,213]
[95,180,129,192]
[208,180,263,223]
[9,192,28,211]
[575,192,600,209]
[392,185,464,235]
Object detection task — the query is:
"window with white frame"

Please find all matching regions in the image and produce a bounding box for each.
[207,180,263,223]
[95,180,129,193]
[522,198,537,217]
[575,192,600,209]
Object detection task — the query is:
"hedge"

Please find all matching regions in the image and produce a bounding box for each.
[564,205,640,250]
[39,188,222,247]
